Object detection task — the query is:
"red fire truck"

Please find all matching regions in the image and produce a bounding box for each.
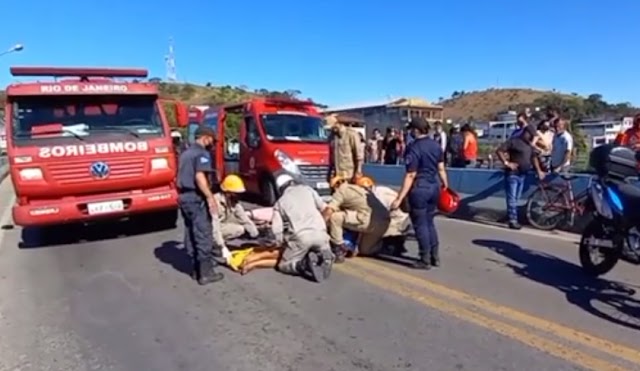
[212,97,330,204]
[5,66,188,227]
[185,105,210,145]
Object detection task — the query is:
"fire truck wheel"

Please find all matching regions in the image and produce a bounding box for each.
[155,209,179,229]
[260,177,278,206]
[19,225,74,248]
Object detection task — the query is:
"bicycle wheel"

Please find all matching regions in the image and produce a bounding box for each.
[525,185,570,230]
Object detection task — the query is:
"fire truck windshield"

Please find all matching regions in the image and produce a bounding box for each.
[11,95,164,146]
[261,114,327,142]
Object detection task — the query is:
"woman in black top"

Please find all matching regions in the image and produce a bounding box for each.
[381,127,400,165]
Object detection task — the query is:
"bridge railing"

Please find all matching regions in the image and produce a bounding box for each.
[363,164,601,233]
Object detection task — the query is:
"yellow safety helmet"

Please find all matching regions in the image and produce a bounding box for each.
[356,176,374,189]
[220,174,246,193]
[330,176,346,189]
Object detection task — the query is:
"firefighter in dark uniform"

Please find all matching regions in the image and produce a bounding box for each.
[177,126,224,285]
[391,117,449,270]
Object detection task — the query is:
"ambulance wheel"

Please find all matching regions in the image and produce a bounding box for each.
[261,177,278,206]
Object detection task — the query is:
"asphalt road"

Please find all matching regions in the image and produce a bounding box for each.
[1,179,639,371]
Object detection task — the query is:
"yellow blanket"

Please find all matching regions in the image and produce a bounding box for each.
[228,247,254,271]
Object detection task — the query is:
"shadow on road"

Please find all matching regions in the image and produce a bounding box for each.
[153,240,192,278]
[18,218,177,249]
[472,238,640,331]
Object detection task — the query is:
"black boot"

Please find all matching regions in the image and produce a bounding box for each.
[391,236,407,257]
[197,259,224,286]
[430,246,440,267]
[412,255,432,270]
[303,250,333,283]
[331,243,346,264]
[320,249,334,280]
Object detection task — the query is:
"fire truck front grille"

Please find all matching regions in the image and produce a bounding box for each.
[298,165,329,179]
[48,158,146,185]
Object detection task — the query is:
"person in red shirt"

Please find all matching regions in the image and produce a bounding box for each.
[619,114,640,148]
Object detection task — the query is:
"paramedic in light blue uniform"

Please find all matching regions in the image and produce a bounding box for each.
[177,126,224,285]
[391,117,449,270]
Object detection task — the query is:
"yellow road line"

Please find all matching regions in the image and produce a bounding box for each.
[348,258,640,366]
[338,263,627,371]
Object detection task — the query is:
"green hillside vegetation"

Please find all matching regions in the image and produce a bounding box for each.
[155,81,315,139]
[442,88,638,122]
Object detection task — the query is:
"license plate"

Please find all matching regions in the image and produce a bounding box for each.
[316,182,329,189]
[87,200,124,215]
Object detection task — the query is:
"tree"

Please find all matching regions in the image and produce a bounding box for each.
[162,102,178,128]
[225,113,242,140]
[284,89,301,98]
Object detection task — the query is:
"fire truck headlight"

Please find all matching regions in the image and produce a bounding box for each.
[151,158,169,170]
[19,168,43,181]
[274,149,300,174]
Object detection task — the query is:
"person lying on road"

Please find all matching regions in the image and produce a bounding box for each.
[239,174,334,282]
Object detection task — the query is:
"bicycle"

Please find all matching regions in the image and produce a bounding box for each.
[525,173,589,231]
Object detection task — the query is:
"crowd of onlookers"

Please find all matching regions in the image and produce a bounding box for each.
[359,108,577,230]
[363,122,481,167]
[494,109,575,229]
[361,108,578,173]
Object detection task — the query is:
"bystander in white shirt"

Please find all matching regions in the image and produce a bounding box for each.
[550,130,573,171]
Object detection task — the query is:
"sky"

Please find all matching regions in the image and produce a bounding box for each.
[1,0,639,107]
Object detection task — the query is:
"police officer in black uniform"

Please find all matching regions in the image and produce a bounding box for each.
[391,117,449,270]
[177,126,224,285]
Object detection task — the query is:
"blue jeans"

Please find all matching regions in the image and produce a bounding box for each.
[408,182,440,259]
[505,174,525,223]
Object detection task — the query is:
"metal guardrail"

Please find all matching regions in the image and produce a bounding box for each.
[362,164,590,229]
[0,155,7,169]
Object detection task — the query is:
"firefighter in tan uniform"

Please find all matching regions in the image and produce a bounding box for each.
[356,176,410,256]
[322,176,390,262]
[326,114,364,183]
[213,175,259,259]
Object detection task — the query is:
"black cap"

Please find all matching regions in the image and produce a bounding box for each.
[407,117,430,131]
[194,126,216,139]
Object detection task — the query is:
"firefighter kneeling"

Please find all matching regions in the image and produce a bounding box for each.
[323,176,391,262]
[239,174,334,282]
[212,174,260,261]
[355,176,411,256]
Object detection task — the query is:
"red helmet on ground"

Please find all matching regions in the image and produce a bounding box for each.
[438,187,460,214]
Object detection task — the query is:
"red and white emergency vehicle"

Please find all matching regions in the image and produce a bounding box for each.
[212,97,330,204]
[4,66,188,227]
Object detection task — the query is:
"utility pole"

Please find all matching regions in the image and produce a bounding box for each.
[165,38,177,82]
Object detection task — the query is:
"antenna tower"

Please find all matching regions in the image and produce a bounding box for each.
[165,37,177,82]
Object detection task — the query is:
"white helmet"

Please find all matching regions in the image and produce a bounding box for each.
[275,174,295,193]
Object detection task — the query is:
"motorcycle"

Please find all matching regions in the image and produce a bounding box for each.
[579,144,640,276]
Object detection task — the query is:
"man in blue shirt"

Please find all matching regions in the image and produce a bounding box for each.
[177,126,224,285]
